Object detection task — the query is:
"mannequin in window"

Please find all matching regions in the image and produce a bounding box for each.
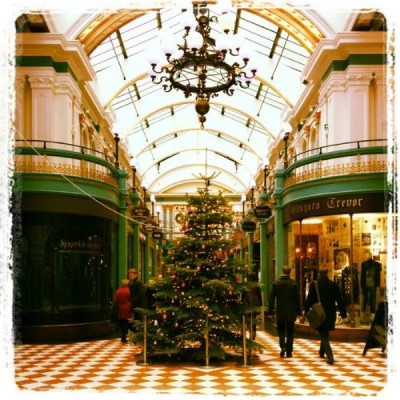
[341,265,359,306]
[361,254,381,314]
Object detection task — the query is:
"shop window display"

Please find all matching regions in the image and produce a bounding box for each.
[287,214,387,328]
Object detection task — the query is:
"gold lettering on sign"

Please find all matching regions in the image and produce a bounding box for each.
[59,239,101,251]
[291,202,320,214]
[326,197,364,209]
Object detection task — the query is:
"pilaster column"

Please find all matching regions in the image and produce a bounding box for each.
[346,69,372,142]
[259,220,268,307]
[274,170,286,277]
[168,207,174,240]
[152,241,157,278]
[14,74,29,139]
[144,232,149,285]
[53,74,81,144]
[116,169,128,285]
[28,71,55,140]
[239,238,245,262]
[247,232,254,273]
[131,192,140,271]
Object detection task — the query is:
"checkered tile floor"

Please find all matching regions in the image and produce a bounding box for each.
[13,330,387,397]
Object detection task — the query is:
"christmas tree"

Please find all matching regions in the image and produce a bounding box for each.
[130,189,263,363]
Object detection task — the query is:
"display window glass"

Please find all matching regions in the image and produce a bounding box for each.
[287,213,388,327]
[16,212,115,325]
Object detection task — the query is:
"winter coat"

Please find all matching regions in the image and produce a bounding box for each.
[129,278,147,310]
[114,286,133,320]
[245,281,263,308]
[268,275,301,323]
[304,275,347,331]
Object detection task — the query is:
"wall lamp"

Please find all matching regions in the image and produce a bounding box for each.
[113,133,120,169]
[281,122,292,169]
[150,194,156,217]
[129,157,137,192]
[263,160,269,192]
[142,186,147,208]
[241,193,246,216]
[250,179,256,209]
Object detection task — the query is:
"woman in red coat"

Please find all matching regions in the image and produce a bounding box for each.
[113,279,133,342]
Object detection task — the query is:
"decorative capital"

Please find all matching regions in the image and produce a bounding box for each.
[313,111,321,124]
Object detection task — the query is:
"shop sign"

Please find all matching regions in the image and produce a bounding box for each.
[144,222,154,232]
[283,193,386,223]
[58,239,102,251]
[132,207,150,220]
[152,231,163,239]
[241,220,257,232]
[254,205,272,219]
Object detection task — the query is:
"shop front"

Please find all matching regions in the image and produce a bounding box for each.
[283,192,389,331]
[13,193,119,342]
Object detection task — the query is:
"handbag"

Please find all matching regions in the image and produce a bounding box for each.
[306,281,326,329]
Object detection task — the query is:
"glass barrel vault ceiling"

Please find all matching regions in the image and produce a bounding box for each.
[87,5,316,195]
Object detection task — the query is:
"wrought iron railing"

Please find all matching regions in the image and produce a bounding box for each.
[14,139,118,186]
[284,139,389,188]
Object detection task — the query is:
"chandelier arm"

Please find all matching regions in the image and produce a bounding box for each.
[151,74,171,86]
[151,65,170,75]
[237,70,256,80]
[237,81,250,89]
[163,84,173,93]
[232,60,250,70]
[224,88,235,95]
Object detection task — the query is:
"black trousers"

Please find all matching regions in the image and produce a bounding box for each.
[119,319,130,341]
[276,320,295,354]
[318,327,334,359]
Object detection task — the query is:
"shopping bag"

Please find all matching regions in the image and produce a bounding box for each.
[306,302,326,328]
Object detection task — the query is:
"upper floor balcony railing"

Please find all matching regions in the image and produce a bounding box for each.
[284,139,390,188]
[14,139,118,187]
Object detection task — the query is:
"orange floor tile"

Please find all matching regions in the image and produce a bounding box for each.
[12,330,388,397]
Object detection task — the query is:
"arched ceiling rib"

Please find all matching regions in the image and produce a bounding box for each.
[126,100,276,141]
[77,7,323,55]
[74,3,326,196]
[146,161,248,194]
[139,147,255,183]
[103,72,294,111]
[136,128,263,159]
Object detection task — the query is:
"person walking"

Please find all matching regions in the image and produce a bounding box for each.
[244,272,263,339]
[304,267,347,365]
[113,279,133,343]
[128,268,147,321]
[267,266,301,358]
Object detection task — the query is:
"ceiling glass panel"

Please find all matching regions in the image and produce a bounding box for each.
[88,4,313,194]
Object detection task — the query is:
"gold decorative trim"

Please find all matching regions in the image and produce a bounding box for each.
[77,7,323,56]
[285,159,387,187]
[78,10,152,55]
[14,160,117,187]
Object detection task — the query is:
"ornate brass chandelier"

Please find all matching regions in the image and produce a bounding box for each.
[146,0,258,128]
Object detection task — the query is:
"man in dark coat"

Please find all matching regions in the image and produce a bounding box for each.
[244,272,263,339]
[304,267,347,365]
[267,266,301,358]
[128,268,147,321]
